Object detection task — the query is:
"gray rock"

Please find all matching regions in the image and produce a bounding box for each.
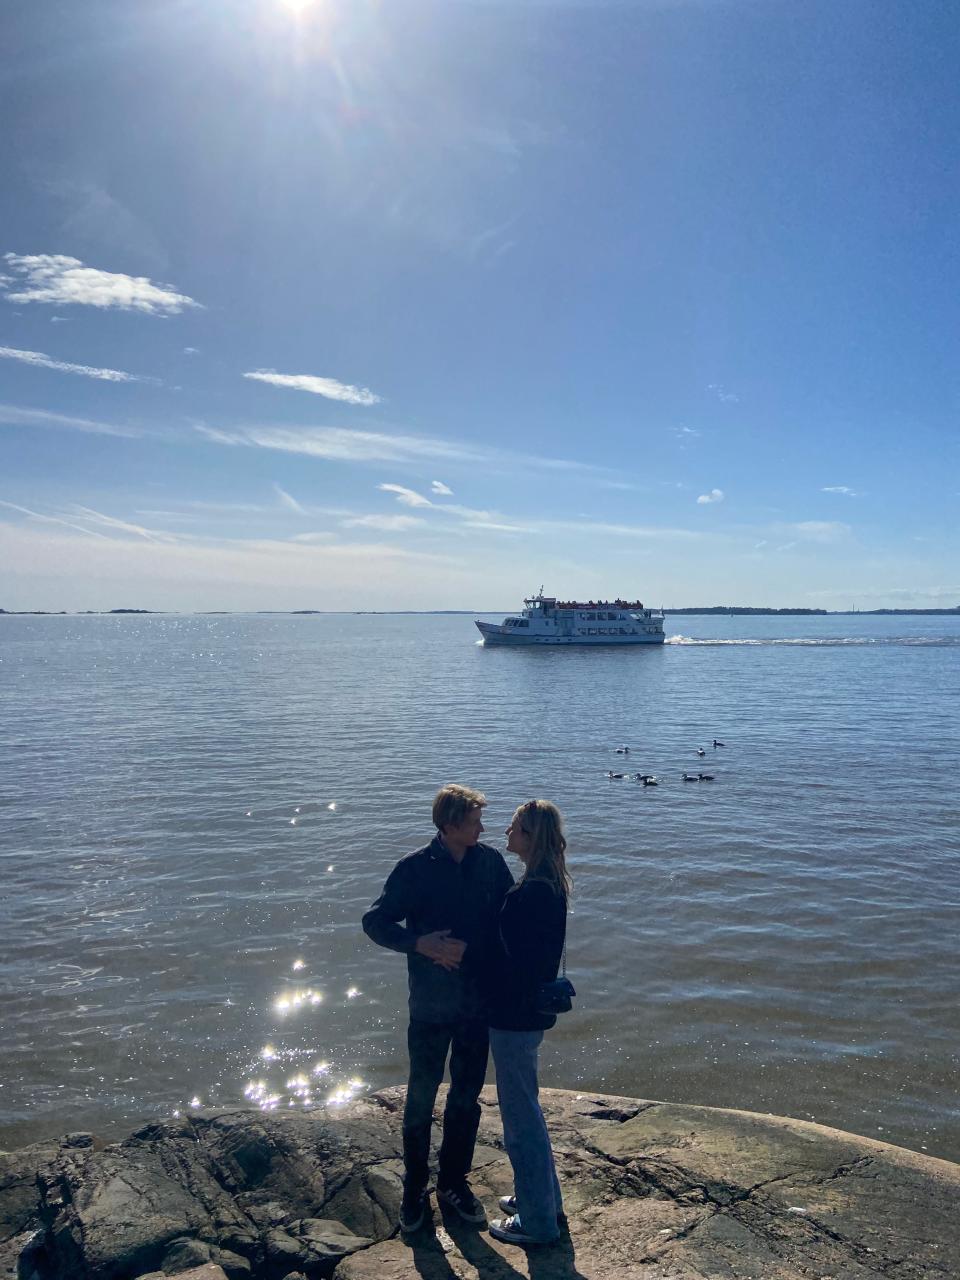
[161,1235,213,1272]
[2,1088,958,1280]
[134,1268,228,1280]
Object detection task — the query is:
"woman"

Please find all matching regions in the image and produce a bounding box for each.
[487,799,571,1247]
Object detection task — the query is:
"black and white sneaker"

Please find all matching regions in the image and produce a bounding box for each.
[498,1196,568,1227]
[489,1214,558,1247]
[399,1187,428,1233]
[436,1182,487,1225]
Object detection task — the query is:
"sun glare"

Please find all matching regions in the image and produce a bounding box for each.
[278,0,315,13]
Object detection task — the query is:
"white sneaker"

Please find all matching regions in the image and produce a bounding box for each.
[499,1196,567,1226]
[489,1215,558,1246]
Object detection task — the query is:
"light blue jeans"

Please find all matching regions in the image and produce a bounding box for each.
[489,1028,563,1242]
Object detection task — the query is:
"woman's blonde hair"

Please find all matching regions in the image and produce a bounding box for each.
[513,799,571,903]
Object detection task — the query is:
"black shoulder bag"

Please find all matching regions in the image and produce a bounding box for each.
[536,942,575,1015]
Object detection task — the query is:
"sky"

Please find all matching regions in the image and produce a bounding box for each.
[1,0,958,611]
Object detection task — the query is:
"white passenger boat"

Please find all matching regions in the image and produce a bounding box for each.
[476,590,665,646]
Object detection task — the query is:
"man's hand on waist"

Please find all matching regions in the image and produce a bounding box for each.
[414,930,467,970]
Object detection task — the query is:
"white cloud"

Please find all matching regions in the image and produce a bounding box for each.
[194,422,612,477]
[0,520,456,612]
[821,485,859,496]
[243,370,381,406]
[2,253,199,314]
[707,383,739,404]
[811,585,960,603]
[0,402,141,437]
[431,480,454,495]
[288,531,338,543]
[274,484,306,514]
[1,498,185,545]
[69,505,177,543]
[674,426,700,439]
[0,499,111,540]
[379,483,433,507]
[789,520,850,542]
[696,488,725,505]
[457,519,531,533]
[183,346,199,355]
[0,345,148,383]
[341,514,427,531]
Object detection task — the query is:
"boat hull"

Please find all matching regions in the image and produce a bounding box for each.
[476,621,664,646]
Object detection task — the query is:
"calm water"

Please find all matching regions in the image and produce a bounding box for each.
[2,613,959,1160]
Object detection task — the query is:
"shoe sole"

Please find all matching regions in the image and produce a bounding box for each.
[399,1197,428,1234]
[489,1222,558,1247]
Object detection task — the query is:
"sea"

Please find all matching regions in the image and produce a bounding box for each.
[2,612,958,1161]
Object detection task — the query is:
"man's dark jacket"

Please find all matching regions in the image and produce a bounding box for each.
[362,837,514,1023]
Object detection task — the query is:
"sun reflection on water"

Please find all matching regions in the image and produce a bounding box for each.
[273,988,323,1013]
[226,961,371,1117]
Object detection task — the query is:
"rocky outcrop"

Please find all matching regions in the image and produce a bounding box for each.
[2,1087,958,1280]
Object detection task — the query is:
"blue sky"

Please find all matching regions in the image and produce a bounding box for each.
[2,0,958,610]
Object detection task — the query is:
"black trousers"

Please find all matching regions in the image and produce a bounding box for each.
[402,1018,489,1192]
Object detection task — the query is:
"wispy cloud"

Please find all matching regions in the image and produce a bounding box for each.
[811,585,960,602]
[789,520,850,542]
[2,253,200,314]
[1,497,184,544]
[378,483,433,508]
[821,485,859,496]
[707,383,740,404]
[68,505,178,543]
[0,499,111,539]
[0,402,141,438]
[696,488,725,505]
[431,480,453,496]
[274,484,306,514]
[341,513,427,531]
[288,531,338,543]
[195,422,612,478]
[378,492,702,541]
[0,344,148,383]
[674,426,700,440]
[243,370,381,406]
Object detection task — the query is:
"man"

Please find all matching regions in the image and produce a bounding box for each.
[362,784,514,1233]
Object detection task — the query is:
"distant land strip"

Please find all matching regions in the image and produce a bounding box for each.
[2,607,960,617]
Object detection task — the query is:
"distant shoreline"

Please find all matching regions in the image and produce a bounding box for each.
[3,607,959,618]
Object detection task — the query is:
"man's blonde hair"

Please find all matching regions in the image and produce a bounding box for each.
[432,783,486,832]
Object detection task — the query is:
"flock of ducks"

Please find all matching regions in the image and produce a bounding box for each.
[606,740,726,786]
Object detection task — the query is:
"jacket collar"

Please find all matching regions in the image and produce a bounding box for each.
[429,833,477,864]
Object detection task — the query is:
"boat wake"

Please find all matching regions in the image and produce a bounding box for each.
[665,634,960,647]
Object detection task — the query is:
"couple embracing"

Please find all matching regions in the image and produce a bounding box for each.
[362,783,571,1247]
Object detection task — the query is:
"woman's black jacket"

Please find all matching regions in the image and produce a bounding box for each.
[485,877,567,1032]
